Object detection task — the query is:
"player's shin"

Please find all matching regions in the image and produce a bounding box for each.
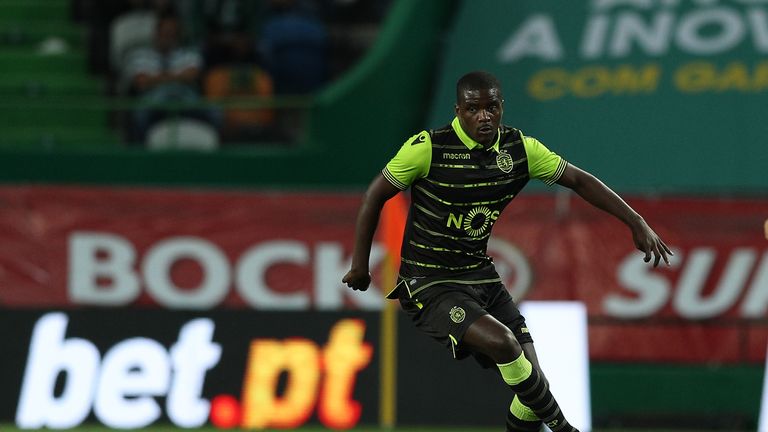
[497,353,579,432]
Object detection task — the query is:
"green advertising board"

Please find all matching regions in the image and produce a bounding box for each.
[429,0,768,194]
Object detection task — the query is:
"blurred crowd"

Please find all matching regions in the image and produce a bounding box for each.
[70,0,390,148]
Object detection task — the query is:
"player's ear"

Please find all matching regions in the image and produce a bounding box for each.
[454,103,459,115]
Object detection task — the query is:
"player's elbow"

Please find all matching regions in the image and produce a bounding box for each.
[569,168,601,193]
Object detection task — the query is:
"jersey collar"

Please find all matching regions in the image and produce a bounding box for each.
[451,117,500,152]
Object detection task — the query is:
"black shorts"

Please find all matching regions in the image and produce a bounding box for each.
[396,272,533,367]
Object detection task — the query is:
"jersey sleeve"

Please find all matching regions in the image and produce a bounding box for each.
[381,131,432,190]
[522,133,567,186]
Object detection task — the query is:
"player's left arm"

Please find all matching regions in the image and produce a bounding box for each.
[556,163,673,267]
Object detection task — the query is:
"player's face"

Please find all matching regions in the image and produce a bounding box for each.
[455,87,503,146]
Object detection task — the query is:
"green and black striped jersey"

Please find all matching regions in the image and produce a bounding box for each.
[382,117,566,285]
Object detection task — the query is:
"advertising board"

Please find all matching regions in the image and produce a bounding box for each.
[428,0,768,192]
[0,310,378,429]
[0,186,765,362]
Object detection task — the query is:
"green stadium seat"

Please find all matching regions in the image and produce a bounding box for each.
[0,0,68,21]
[0,73,103,96]
[0,128,121,151]
[0,97,107,128]
[0,21,85,49]
[0,1,120,149]
[0,49,87,74]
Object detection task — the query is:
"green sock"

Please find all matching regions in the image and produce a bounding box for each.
[497,352,533,385]
[506,395,540,432]
[497,353,578,432]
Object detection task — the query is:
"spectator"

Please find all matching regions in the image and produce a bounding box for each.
[194,0,264,69]
[204,38,276,143]
[122,9,220,143]
[79,0,181,77]
[259,0,329,95]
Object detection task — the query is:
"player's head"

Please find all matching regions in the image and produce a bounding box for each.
[455,71,504,145]
[155,10,182,53]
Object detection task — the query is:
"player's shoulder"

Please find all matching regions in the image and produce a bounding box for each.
[431,123,453,136]
[507,127,548,157]
[501,124,518,133]
[423,123,454,145]
[499,125,526,146]
[507,126,542,146]
[402,129,433,147]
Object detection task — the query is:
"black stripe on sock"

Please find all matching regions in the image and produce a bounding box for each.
[508,368,578,432]
[506,413,541,432]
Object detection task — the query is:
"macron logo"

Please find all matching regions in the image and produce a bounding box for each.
[442,153,470,160]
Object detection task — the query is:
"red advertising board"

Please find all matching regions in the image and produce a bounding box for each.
[0,186,766,363]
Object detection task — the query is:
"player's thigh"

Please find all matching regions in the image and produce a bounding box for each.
[484,283,533,346]
[399,287,488,356]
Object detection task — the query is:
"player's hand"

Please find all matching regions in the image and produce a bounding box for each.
[631,220,673,267]
[342,268,372,291]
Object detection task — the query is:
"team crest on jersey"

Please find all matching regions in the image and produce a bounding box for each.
[496,150,513,173]
[449,306,466,323]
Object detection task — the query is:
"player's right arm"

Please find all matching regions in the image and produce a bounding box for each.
[556,163,672,267]
[343,175,401,291]
[343,131,432,291]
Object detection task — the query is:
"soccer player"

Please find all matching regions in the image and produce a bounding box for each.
[342,71,672,432]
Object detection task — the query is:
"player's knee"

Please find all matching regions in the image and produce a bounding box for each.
[487,328,522,363]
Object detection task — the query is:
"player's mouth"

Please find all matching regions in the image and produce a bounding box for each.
[478,125,494,135]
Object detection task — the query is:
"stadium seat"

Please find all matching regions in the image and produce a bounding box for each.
[0,0,119,150]
[146,118,219,151]
[109,11,156,71]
